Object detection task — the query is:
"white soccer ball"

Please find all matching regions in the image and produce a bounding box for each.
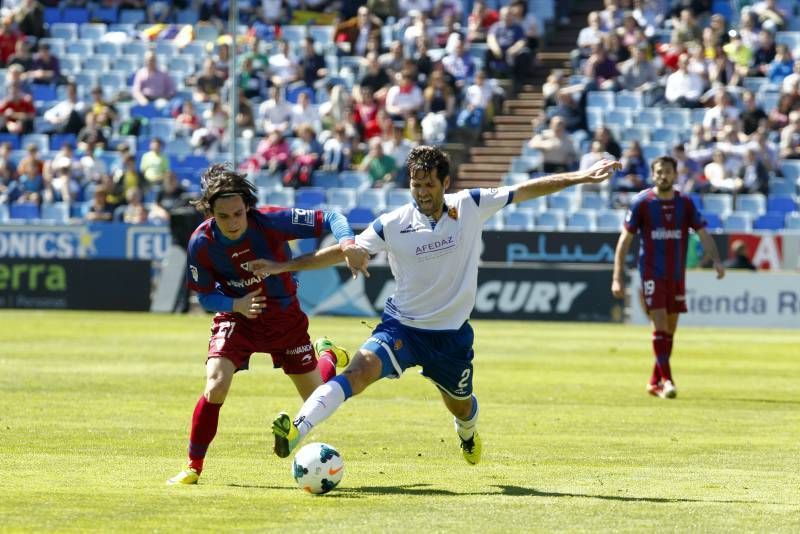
[292,442,344,494]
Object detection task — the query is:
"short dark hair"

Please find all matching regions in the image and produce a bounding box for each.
[192,163,258,216]
[407,145,450,184]
[650,155,678,173]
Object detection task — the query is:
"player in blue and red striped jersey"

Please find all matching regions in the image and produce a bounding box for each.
[612,156,725,399]
[167,164,369,485]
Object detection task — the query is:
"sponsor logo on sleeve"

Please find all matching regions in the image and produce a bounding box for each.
[190,265,198,282]
[292,208,315,226]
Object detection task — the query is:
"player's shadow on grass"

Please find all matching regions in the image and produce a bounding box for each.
[494,486,780,505]
[705,397,800,406]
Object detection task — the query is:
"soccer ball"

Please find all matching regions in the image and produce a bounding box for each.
[292,442,344,494]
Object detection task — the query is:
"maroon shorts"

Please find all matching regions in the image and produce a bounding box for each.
[206,299,317,375]
[640,278,687,314]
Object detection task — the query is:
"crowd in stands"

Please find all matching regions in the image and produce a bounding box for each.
[0,0,544,227]
[524,0,800,232]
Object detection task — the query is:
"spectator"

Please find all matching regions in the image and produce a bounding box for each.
[632,0,662,36]
[599,0,623,31]
[150,171,188,222]
[334,5,382,56]
[132,51,176,105]
[45,142,80,184]
[708,43,739,87]
[547,89,585,133]
[704,149,742,194]
[749,29,776,77]
[110,154,145,205]
[485,6,530,83]
[84,186,114,222]
[721,30,752,81]
[510,0,540,58]
[737,148,770,195]
[14,0,45,39]
[403,10,434,57]
[767,93,796,131]
[319,83,353,132]
[117,187,149,224]
[385,71,424,120]
[379,41,406,80]
[212,42,230,80]
[594,126,622,159]
[192,99,228,151]
[441,37,476,90]
[359,136,397,187]
[0,141,16,203]
[612,140,649,193]
[751,0,787,32]
[782,59,800,95]
[192,58,225,103]
[672,144,703,193]
[768,44,794,85]
[238,56,266,100]
[383,121,416,180]
[368,0,398,21]
[78,140,108,185]
[748,128,779,171]
[6,40,32,71]
[724,240,757,271]
[580,140,614,177]
[299,37,328,89]
[241,130,291,174]
[353,86,379,138]
[779,111,800,159]
[0,16,23,68]
[43,81,86,135]
[737,11,760,49]
[670,8,702,45]
[574,11,606,67]
[422,69,456,120]
[236,89,256,139]
[175,99,200,137]
[89,86,117,129]
[283,124,322,188]
[28,42,62,85]
[258,85,292,135]
[290,90,321,134]
[527,116,578,173]
[740,90,768,136]
[703,88,739,136]
[268,40,299,87]
[618,43,658,94]
[456,70,498,128]
[664,53,704,108]
[358,52,392,103]
[466,0,499,43]
[321,123,352,172]
[583,43,620,91]
[15,143,43,203]
[44,165,80,204]
[77,112,107,151]
[139,138,171,188]
[0,82,34,134]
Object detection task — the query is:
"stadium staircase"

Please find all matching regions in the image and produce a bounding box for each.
[453,1,602,190]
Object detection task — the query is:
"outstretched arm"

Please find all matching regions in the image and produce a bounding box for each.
[611,230,635,299]
[697,228,725,279]
[246,243,370,279]
[511,159,621,204]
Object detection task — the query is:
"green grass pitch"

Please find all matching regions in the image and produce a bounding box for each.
[1,310,798,532]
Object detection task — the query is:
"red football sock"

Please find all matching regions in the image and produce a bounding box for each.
[318,351,337,383]
[649,363,662,386]
[187,395,222,473]
[652,330,673,383]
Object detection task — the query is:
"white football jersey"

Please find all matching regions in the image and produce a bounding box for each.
[356,187,513,330]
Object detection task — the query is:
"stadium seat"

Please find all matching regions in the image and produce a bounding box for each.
[154,41,177,59]
[586,107,603,130]
[637,108,663,128]
[347,207,376,226]
[566,210,597,231]
[40,202,69,223]
[94,41,123,58]
[118,8,146,25]
[0,204,7,223]
[123,41,148,57]
[604,109,631,129]
[704,212,723,229]
[587,91,615,109]
[503,210,535,231]
[49,23,78,41]
[768,177,795,196]
[502,172,531,186]
[701,194,733,217]
[484,211,504,230]
[38,38,66,57]
[31,84,58,102]
[79,23,107,41]
[309,25,334,46]
[339,171,371,191]
[91,5,118,23]
[338,56,364,79]
[286,85,314,104]
[358,189,387,212]
[22,134,49,154]
[535,210,565,230]
[642,143,667,162]
[723,212,752,232]
[650,128,679,145]
[327,188,358,211]
[621,126,648,144]
[310,171,339,189]
[689,192,703,209]
[615,91,643,109]
[49,133,77,151]
[742,77,768,93]
[775,31,800,51]
[510,155,542,173]
[596,209,624,231]
[176,9,199,24]
[547,194,575,212]
[281,25,307,43]
[758,91,780,111]
[661,109,690,129]
[387,189,413,209]
[266,189,295,207]
[786,212,800,229]
[752,212,785,230]
[734,193,767,216]
[580,192,608,210]
[62,7,89,23]
[44,7,61,25]
[515,196,546,213]
[767,194,798,214]
[778,160,800,182]
[295,188,326,210]
[195,24,219,42]
[0,133,21,149]
[59,55,81,76]
[9,203,40,220]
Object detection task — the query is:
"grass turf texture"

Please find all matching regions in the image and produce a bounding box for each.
[1,310,798,532]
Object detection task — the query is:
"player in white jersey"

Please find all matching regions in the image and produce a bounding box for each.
[248,146,620,464]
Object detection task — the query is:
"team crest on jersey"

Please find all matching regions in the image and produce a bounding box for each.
[190,265,198,282]
[292,208,315,226]
[447,206,458,220]
[394,339,403,351]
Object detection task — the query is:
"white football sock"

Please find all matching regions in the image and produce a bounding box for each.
[294,380,346,439]
[454,395,479,441]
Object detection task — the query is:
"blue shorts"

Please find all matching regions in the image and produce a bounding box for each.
[361,316,475,400]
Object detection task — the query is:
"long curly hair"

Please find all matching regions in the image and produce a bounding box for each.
[406,145,450,183]
[191,163,258,216]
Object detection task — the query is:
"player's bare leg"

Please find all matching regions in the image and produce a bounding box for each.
[288,370,324,400]
[168,357,236,484]
[440,391,481,465]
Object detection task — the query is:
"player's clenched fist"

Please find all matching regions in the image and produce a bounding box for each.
[233,288,266,318]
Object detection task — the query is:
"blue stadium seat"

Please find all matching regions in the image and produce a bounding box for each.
[118,9,146,25]
[91,6,119,23]
[587,91,615,109]
[734,193,767,216]
[586,107,603,130]
[661,109,690,129]
[337,55,364,79]
[742,77,768,93]
[131,104,166,119]
[723,212,752,232]
[81,56,110,73]
[752,212,785,230]
[326,188,358,211]
[704,212,723,229]
[49,23,78,41]
[347,207,376,226]
[775,31,800,51]
[767,194,798,214]
[503,172,531,186]
[768,177,796,196]
[581,192,608,210]
[9,203,40,220]
[62,7,89,24]
[339,171,371,191]
[49,133,77,150]
[778,160,800,182]
[604,109,631,129]
[636,108,662,128]
[176,9,199,24]
[40,202,69,223]
[123,41,149,57]
[503,210,535,230]
[59,55,81,76]
[44,7,61,25]
[0,204,8,223]
[31,84,57,102]
[310,170,339,189]
[266,189,295,207]
[0,133,21,149]
[510,155,541,173]
[515,196,546,213]
[309,25,334,46]
[615,91,643,109]
[642,143,667,162]
[596,209,624,231]
[295,187,326,209]
[650,128,679,145]
[484,211,504,230]
[701,194,733,216]
[38,37,65,57]
[22,134,49,154]
[786,212,800,229]
[358,189,387,212]
[281,25,307,43]
[621,126,647,144]
[566,210,597,231]
[154,41,177,58]
[195,24,219,42]
[387,189,413,209]
[757,91,780,111]
[95,41,123,58]
[80,23,107,41]
[535,210,565,230]
[547,194,575,212]
[286,85,314,104]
